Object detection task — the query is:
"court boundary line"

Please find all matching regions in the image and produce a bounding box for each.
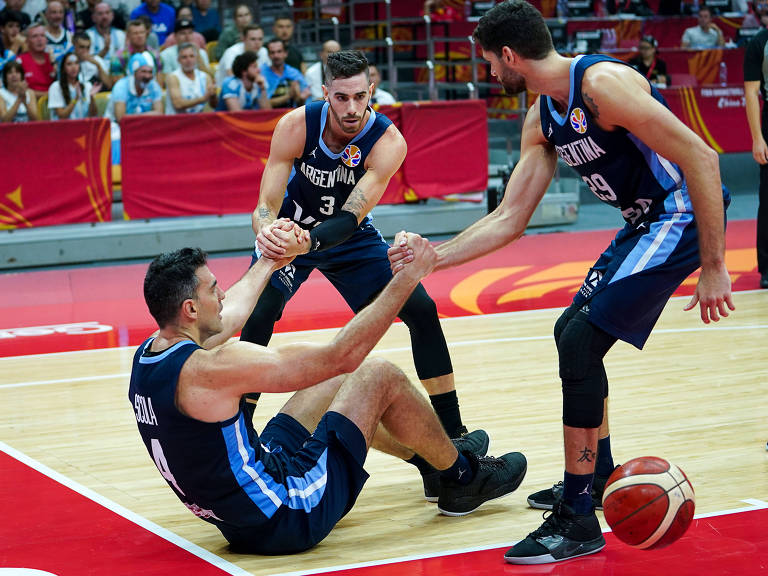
[268,501,768,576]
[0,440,253,576]
[2,320,767,389]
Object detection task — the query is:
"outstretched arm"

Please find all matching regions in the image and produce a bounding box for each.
[391,98,557,273]
[251,107,306,257]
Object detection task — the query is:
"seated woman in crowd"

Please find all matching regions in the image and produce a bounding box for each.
[628,35,669,88]
[0,60,38,122]
[48,52,100,120]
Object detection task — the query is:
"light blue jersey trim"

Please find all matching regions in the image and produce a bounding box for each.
[138,339,197,363]
[627,133,686,195]
[223,416,286,518]
[284,449,328,512]
[318,102,377,159]
[609,207,694,284]
[547,55,584,126]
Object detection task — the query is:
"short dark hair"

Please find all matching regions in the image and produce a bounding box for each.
[73,31,90,44]
[274,11,293,23]
[144,248,208,328]
[324,50,369,85]
[243,23,262,35]
[1,9,24,27]
[233,50,259,78]
[1,59,24,87]
[472,0,553,60]
[265,37,285,51]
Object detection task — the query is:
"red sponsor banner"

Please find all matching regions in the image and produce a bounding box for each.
[121,102,489,218]
[662,84,749,153]
[0,118,112,229]
[397,100,488,201]
[121,110,285,219]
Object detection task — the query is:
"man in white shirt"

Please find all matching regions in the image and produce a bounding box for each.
[86,2,125,61]
[215,23,268,87]
[160,18,211,76]
[681,5,725,48]
[304,38,340,101]
[165,41,215,114]
[73,31,112,89]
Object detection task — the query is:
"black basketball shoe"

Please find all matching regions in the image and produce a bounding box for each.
[437,451,527,516]
[526,467,618,511]
[504,500,606,564]
[421,428,490,502]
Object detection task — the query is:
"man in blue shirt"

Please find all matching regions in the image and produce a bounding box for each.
[130,0,175,45]
[190,0,219,42]
[216,50,270,111]
[261,37,308,109]
[108,51,162,122]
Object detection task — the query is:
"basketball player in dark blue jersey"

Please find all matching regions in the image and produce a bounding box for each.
[389,0,734,564]
[240,50,483,500]
[129,226,527,554]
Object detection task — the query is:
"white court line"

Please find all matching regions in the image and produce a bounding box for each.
[2,322,767,390]
[268,501,768,576]
[0,440,253,576]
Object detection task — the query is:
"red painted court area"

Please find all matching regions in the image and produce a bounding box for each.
[0,220,760,358]
[0,445,765,576]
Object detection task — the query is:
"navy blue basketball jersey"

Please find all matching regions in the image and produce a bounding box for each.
[539,55,689,226]
[128,337,327,531]
[278,100,392,228]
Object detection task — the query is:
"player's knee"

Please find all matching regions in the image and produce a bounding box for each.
[398,284,438,328]
[240,285,284,345]
[357,357,407,393]
[557,313,595,381]
[554,304,579,348]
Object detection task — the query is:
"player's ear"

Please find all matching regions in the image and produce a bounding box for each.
[322,84,329,102]
[182,298,197,320]
[501,45,517,65]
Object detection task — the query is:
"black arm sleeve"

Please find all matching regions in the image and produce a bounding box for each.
[308,210,360,252]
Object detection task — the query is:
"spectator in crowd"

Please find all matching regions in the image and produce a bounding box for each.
[160,18,209,75]
[48,50,99,118]
[215,23,267,87]
[34,0,76,34]
[0,59,37,120]
[107,50,161,122]
[271,12,303,72]
[130,0,174,45]
[17,23,55,96]
[77,0,125,32]
[369,62,395,105]
[628,35,669,88]
[740,0,768,29]
[305,38,340,100]
[136,13,158,48]
[214,1,250,60]
[43,0,73,62]
[164,40,214,113]
[682,6,726,48]
[73,30,111,89]
[189,0,217,42]
[262,37,308,109]
[216,49,269,111]
[0,0,31,30]
[86,2,125,60]
[422,0,459,21]
[110,18,159,81]
[160,5,205,49]
[1,10,25,72]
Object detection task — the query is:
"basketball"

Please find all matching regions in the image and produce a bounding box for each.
[601,456,695,550]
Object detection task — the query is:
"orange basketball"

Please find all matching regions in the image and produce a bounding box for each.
[602,456,695,550]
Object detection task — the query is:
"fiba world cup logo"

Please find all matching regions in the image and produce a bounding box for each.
[341,144,361,168]
[570,108,588,134]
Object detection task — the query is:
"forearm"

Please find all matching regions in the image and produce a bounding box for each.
[330,271,421,371]
[685,147,725,268]
[745,88,763,142]
[307,210,358,252]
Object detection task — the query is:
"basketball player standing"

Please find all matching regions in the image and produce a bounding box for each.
[240,50,486,499]
[389,0,733,564]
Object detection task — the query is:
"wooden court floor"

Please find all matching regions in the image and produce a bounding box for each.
[0,291,766,575]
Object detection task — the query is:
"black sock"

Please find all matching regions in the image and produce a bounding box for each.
[440,452,473,485]
[406,453,435,476]
[429,390,464,438]
[596,436,614,478]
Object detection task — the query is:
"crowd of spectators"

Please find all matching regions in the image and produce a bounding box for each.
[0,0,404,125]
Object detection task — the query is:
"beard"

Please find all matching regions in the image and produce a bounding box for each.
[498,69,527,95]
[328,101,365,134]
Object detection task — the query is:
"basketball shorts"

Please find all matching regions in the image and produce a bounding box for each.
[220,411,369,555]
[572,211,703,350]
[252,220,393,312]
